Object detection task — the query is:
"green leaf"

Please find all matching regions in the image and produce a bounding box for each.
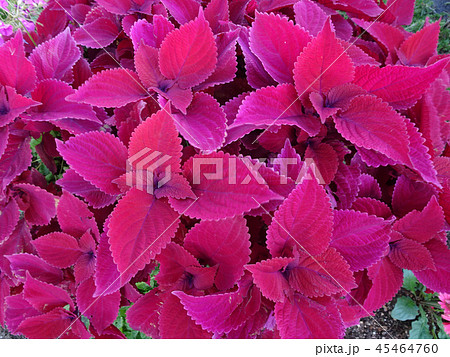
[402,270,417,292]
[409,315,433,339]
[391,296,419,321]
[135,282,151,294]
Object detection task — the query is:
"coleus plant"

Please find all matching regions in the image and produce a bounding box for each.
[0,0,449,339]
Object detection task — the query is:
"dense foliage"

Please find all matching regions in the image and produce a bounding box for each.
[0,0,449,339]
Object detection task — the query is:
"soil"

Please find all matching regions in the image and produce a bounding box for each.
[345,294,412,339]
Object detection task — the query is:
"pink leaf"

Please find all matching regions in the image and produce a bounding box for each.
[289,248,356,297]
[275,295,344,338]
[76,277,121,333]
[32,232,82,268]
[249,12,310,84]
[94,233,120,297]
[7,254,63,284]
[389,234,435,271]
[160,0,200,25]
[108,188,180,285]
[293,19,354,98]
[73,17,120,49]
[169,152,281,220]
[363,257,404,311]
[0,31,37,95]
[126,290,163,338]
[246,257,294,302]
[0,86,40,127]
[30,79,98,122]
[305,142,339,185]
[331,209,391,271]
[57,169,116,209]
[393,196,445,243]
[351,197,392,219]
[13,183,56,226]
[0,135,31,191]
[17,308,80,339]
[229,84,321,142]
[414,239,450,293]
[294,0,328,37]
[352,61,447,110]
[358,174,382,200]
[184,217,251,290]
[67,68,148,108]
[30,28,81,81]
[174,282,261,334]
[57,131,127,195]
[172,92,227,151]
[159,12,217,88]
[23,272,73,313]
[267,177,333,257]
[334,95,412,166]
[57,191,99,240]
[398,20,440,66]
[4,293,39,334]
[159,294,212,338]
[0,199,19,244]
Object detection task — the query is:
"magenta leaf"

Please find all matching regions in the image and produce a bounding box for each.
[0,134,31,191]
[246,257,294,302]
[228,84,321,143]
[7,254,63,284]
[250,12,310,84]
[363,257,404,311]
[13,183,56,226]
[169,152,281,220]
[330,209,391,271]
[293,19,354,98]
[267,177,333,257]
[0,86,40,127]
[352,61,447,110]
[67,69,149,108]
[159,294,212,338]
[56,191,99,240]
[398,20,440,66]
[159,12,217,89]
[57,131,127,195]
[57,169,116,209]
[389,234,435,271]
[183,217,251,290]
[393,196,445,243]
[30,28,81,81]
[275,295,344,338]
[108,188,180,285]
[414,239,450,293]
[174,282,261,334]
[73,17,120,49]
[30,79,98,122]
[334,95,412,166]
[94,233,120,297]
[0,199,19,244]
[32,232,82,269]
[160,0,200,25]
[172,92,227,151]
[126,290,162,338]
[294,0,328,37]
[0,31,37,95]
[289,248,356,297]
[76,277,121,333]
[23,272,73,313]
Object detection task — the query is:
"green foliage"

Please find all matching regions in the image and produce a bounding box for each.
[405,0,450,53]
[393,270,450,339]
[113,306,150,339]
[392,296,419,321]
